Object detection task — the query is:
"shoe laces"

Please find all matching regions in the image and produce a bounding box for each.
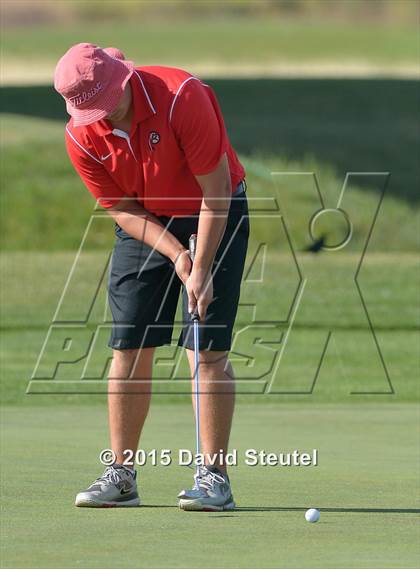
[97,465,131,485]
[194,466,226,492]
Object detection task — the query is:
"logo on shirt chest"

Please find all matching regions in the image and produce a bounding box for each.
[148,131,160,151]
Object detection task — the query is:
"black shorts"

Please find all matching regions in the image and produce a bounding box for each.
[108,183,249,352]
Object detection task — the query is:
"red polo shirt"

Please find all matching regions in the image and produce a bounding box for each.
[65,66,245,216]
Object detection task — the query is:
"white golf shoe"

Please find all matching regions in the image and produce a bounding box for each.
[178,466,235,511]
[75,464,140,508]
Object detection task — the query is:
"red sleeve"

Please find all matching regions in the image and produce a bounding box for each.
[171,79,228,176]
[65,131,126,209]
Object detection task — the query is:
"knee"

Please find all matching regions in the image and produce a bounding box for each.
[198,351,230,375]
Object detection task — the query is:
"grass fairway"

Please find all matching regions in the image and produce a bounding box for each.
[2,19,417,68]
[1,404,419,569]
[1,251,418,403]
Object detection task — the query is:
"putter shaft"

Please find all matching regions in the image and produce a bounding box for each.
[189,234,201,471]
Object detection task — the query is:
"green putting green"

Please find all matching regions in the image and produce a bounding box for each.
[1,404,419,569]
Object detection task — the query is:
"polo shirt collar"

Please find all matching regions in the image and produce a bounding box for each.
[92,70,156,137]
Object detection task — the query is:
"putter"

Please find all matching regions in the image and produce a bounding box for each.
[188,234,201,475]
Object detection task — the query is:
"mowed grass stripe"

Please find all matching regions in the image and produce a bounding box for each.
[2,19,418,65]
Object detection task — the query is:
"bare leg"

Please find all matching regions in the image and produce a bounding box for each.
[108,347,155,467]
[185,349,235,474]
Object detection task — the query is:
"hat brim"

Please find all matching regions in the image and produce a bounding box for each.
[68,60,134,127]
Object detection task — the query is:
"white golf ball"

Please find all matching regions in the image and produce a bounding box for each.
[305,508,320,523]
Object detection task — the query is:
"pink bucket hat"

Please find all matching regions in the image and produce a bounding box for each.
[54,43,134,127]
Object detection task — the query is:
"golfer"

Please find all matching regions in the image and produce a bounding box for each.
[54,43,249,511]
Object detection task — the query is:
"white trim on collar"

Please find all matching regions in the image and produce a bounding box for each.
[66,125,101,164]
[168,76,201,123]
[133,70,156,115]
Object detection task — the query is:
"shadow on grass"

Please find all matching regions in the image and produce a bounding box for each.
[234,506,420,514]
[140,505,420,514]
[1,79,419,202]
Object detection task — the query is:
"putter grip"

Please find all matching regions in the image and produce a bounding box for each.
[188,234,199,321]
